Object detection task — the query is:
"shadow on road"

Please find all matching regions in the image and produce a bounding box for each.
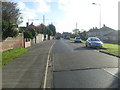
[107,70,120,88]
[74,46,108,51]
[69,41,83,43]
[74,46,98,51]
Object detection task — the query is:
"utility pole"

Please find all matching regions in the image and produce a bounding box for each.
[43,15,45,25]
[76,22,77,29]
[43,15,46,40]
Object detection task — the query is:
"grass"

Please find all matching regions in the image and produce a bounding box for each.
[70,38,75,41]
[2,48,28,66]
[101,43,119,56]
[81,40,86,44]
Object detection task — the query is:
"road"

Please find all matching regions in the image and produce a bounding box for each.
[2,39,119,88]
[52,39,119,88]
[2,40,55,88]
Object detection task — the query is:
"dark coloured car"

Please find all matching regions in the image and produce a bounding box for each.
[56,36,60,40]
[65,36,70,40]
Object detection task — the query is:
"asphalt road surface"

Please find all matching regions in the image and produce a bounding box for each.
[2,40,55,88]
[52,39,119,88]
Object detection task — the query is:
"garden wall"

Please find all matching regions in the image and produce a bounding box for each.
[2,33,24,51]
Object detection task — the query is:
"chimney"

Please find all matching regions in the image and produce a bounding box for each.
[103,24,106,27]
[26,22,29,27]
[31,22,33,25]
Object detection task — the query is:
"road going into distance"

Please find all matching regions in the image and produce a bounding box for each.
[2,39,119,88]
[51,39,119,88]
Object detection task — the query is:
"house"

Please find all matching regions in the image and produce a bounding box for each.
[87,25,118,44]
[19,22,37,31]
[87,25,115,39]
[62,32,71,39]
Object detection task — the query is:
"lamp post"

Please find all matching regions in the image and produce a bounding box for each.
[92,3,101,29]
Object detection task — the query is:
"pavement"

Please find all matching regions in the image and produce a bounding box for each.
[52,39,119,88]
[2,40,55,88]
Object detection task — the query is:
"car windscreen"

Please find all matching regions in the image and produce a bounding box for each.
[76,38,80,39]
[91,38,100,41]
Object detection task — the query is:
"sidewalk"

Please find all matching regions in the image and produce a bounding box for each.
[2,40,55,88]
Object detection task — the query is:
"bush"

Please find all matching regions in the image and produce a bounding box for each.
[23,29,37,39]
[24,30,33,39]
[2,20,19,39]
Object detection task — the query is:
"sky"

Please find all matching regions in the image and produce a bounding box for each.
[7,0,120,33]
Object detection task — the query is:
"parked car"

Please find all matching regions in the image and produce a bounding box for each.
[86,37,103,48]
[55,36,60,40]
[74,37,82,43]
[65,36,70,40]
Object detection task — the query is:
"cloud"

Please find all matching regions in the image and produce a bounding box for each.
[17,2,26,10]
[33,0,51,13]
[17,0,51,26]
[18,0,119,32]
[56,0,119,33]
[17,2,39,26]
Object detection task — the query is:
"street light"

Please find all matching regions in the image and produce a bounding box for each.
[92,3,101,28]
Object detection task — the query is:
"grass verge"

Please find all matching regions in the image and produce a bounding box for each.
[2,48,28,66]
[70,38,74,41]
[100,43,119,56]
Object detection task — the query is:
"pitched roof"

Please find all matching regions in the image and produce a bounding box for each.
[100,25,115,31]
[88,25,116,33]
[103,31,118,36]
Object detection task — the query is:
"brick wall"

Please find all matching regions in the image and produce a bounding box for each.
[2,33,24,51]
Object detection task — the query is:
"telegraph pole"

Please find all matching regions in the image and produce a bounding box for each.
[43,15,45,24]
[76,22,77,29]
[43,15,46,40]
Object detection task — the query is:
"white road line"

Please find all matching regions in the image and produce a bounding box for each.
[103,68,119,79]
[43,41,56,89]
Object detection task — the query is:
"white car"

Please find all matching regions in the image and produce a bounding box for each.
[86,37,103,48]
[74,37,82,43]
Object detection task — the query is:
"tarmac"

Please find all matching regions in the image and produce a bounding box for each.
[2,40,55,88]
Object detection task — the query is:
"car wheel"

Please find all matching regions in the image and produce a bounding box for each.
[89,43,91,48]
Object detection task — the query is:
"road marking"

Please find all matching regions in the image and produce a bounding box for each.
[103,68,119,79]
[43,41,56,89]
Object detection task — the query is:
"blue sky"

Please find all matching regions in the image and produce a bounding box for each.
[11,0,120,33]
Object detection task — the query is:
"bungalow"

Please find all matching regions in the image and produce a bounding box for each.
[87,25,118,44]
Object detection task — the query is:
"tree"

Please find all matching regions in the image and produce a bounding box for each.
[36,23,45,34]
[23,30,32,39]
[45,26,53,40]
[2,2,22,24]
[80,31,87,40]
[2,20,19,39]
[2,1,22,39]
[48,24,56,36]
[29,29,37,39]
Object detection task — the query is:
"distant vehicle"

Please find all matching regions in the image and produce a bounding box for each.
[86,37,103,48]
[74,37,82,43]
[55,36,60,40]
[65,36,70,39]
